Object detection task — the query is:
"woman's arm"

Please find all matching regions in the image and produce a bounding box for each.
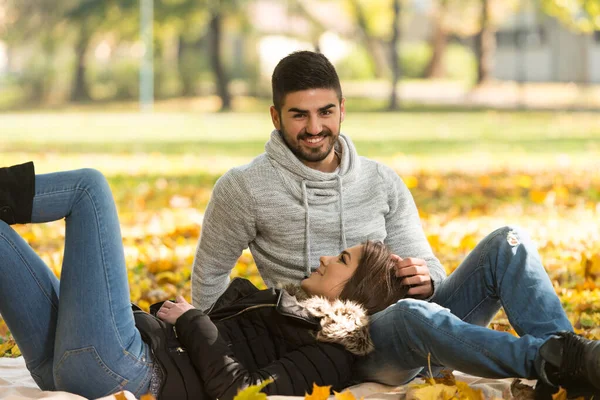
[175,309,354,400]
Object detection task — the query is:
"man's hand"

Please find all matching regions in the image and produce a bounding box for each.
[392,255,433,298]
[156,296,195,324]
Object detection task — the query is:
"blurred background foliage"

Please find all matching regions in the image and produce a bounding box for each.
[1,0,600,111]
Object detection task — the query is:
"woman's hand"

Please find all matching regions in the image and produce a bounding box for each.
[392,255,433,298]
[156,296,195,324]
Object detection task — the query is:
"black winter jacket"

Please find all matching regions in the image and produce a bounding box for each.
[134,278,373,400]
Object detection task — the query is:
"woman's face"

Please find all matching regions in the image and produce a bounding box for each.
[301,244,363,300]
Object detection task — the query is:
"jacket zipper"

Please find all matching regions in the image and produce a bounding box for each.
[215,304,277,322]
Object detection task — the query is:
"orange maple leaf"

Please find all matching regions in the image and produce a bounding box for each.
[305,383,331,400]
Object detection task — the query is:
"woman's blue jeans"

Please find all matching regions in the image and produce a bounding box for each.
[355,226,573,386]
[0,169,152,398]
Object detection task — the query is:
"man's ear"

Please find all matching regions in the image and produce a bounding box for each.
[270,105,281,130]
[340,98,346,123]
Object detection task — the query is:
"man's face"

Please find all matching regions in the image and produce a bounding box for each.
[270,88,345,168]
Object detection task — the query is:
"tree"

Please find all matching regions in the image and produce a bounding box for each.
[424,0,449,78]
[421,0,519,84]
[208,3,231,111]
[540,0,600,32]
[474,0,494,84]
[65,0,137,102]
[388,0,401,110]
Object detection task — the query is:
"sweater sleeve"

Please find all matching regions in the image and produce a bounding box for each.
[176,310,353,399]
[377,164,446,296]
[192,170,257,311]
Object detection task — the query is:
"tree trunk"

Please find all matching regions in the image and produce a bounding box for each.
[71,25,92,102]
[177,35,195,97]
[474,0,496,85]
[388,0,401,110]
[349,0,388,79]
[208,9,231,111]
[424,1,448,79]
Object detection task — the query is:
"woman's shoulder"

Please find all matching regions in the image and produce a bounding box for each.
[298,294,374,356]
[279,283,373,356]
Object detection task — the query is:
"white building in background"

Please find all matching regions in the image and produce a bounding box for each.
[494,12,600,83]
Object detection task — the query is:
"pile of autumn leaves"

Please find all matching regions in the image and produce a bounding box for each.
[0,167,599,398]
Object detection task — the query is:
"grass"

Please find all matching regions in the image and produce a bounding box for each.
[1,110,600,157]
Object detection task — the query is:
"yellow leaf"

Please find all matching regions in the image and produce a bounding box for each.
[529,189,547,204]
[407,383,458,400]
[552,388,568,400]
[305,384,331,400]
[516,175,532,189]
[459,234,478,251]
[404,176,418,189]
[334,390,362,400]
[455,381,484,399]
[233,379,274,400]
[114,392,129,400]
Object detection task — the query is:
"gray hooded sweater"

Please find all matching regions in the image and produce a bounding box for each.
[192,130,446,310]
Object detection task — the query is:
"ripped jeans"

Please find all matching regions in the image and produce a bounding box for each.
[354,226,573,386]
[0,169,153,398]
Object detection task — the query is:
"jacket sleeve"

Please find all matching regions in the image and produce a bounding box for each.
[377,164,446,297]
[176,310,354,399]
[191,170,257,311]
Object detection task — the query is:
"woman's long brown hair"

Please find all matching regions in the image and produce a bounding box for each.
[338,240,408,315]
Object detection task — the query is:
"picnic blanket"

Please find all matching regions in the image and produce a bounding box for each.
[0,356,530,399]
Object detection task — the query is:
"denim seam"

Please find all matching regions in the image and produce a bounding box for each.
[436,227,508,312]
[132,360,153,397]
[74,184,126,351]
[40,183,127,352]
[460,227,509,322]
[55,346,128,389]
[400,307,504,366]
[0,232,59,313]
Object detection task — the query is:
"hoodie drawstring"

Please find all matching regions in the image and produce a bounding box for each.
[337,175,347,250]
[301,180,311,278]
[301,177,347,278]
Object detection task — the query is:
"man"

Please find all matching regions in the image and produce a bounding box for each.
[192,51,599,397]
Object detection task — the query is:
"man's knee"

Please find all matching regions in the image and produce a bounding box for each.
[385,299,449,329]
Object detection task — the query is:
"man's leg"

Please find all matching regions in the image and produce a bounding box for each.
[355,226,571,385]
[432,226,571,337]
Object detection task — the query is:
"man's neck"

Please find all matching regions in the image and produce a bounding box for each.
[302,150,340,173]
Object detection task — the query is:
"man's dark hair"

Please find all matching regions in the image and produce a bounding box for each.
[339,240,408,315]
[271,51,343,112]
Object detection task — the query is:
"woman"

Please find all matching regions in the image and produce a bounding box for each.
[0,162,407,400]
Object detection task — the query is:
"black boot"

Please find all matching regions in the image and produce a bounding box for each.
[534,331,600,399]
[0,161,35,224]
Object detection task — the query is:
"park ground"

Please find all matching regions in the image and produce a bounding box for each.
[1,107,600,350]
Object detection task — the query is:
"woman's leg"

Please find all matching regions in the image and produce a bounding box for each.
[37,169,153,399]
[0,168,152,398]
[0,222,60,390]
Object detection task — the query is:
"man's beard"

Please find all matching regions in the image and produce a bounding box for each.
[279,122,340,163]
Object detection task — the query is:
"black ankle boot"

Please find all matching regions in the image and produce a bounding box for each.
[535,331,600,399]
[0,161,35,224]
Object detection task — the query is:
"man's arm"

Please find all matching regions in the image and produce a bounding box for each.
[192,170,257,310]
[378,164,446,297]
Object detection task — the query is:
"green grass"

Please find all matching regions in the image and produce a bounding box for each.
[1,111,599,156]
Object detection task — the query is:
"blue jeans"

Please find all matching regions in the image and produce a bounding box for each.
[355,226,573,386]
[0,169,152,398]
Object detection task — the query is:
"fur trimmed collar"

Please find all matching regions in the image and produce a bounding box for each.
[282,285,374,356]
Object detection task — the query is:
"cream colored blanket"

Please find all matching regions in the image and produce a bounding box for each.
[0,357,526,399]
